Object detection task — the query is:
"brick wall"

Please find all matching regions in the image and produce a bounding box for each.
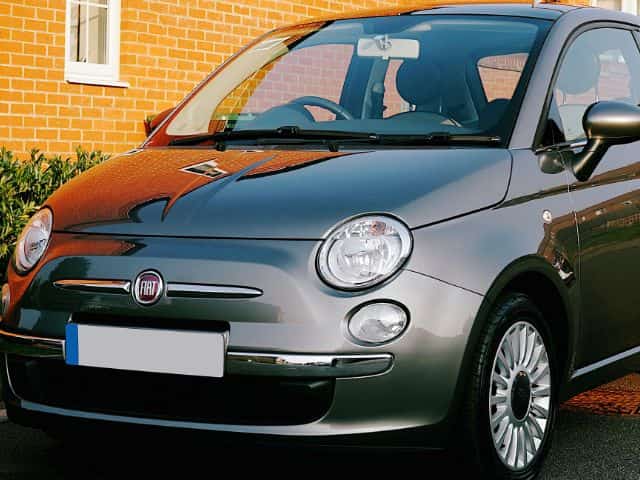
[0,0,586,158]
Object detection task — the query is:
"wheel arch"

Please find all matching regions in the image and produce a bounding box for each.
[447,254,578,436]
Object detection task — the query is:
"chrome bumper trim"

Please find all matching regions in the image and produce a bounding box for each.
[0,330,64,358]
[225,352,393,377]
[0,329,392,378]
[166,283,263,299]
[53,279,131,294]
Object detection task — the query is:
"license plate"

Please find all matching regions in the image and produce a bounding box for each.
[65,324,226,377]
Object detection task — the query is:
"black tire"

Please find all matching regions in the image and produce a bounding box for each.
[458,293,558,479]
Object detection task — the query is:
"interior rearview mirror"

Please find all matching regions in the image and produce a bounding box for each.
[570,101,640,181]
[356,35,420,60]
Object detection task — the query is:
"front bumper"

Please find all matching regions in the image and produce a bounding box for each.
[0,330,393,378]
[1,233,484,447]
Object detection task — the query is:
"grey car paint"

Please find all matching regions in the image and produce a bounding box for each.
[4,3,640,449]
[46,148,511,239]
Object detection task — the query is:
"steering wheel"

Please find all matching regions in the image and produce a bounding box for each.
[289,96,355,120]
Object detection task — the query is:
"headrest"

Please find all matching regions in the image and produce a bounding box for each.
[480,99,510,131]
[556,46,601,95]
[396,59,441,106]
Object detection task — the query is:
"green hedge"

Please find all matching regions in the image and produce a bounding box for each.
[0,147,109,281]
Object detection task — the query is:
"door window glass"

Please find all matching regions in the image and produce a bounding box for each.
[545,28,640,143]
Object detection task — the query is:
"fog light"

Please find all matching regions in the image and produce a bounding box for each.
[348,302,408,345]
[1,284,9,319]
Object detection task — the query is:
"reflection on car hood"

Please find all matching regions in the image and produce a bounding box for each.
[47,147,512,239]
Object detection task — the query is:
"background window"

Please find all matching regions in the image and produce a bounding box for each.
[594,0,623,10]
[65,0,125,87]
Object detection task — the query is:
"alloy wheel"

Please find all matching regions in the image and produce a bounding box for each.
[489,320,552,470]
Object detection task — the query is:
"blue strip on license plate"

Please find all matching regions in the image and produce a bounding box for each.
[65,323,79,365]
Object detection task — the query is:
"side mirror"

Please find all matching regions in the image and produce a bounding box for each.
[570,101,640,181]
[144,107,175,137]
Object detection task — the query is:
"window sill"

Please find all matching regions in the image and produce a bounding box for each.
[65,75,130,88]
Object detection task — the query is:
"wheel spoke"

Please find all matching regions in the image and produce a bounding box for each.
[523,422,537,454]
[509,330,520,369]
[527,343,543,372]
[491,405,508,427]
[518,326,528,365]
[531,402,549,420]
[501,423,514,459]
[496,350,511,375]
[531,363,550,384]
[523,329,536,367]
[527,416,544,439]
[532,385,551,398]
[492,371,509,388]
[518,426,527,467]
[507,426,518,467]
[490,394,508,407]
[494,417,510,445]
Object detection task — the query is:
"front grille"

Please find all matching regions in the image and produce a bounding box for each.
[8,355,334,426]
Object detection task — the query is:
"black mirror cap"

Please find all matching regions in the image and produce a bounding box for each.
[584,100,640,144]
[571,101,640,182]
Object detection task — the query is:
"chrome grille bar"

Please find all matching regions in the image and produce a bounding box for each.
[53,279,131,294]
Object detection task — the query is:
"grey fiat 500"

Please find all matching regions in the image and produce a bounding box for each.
[4,3,640,478]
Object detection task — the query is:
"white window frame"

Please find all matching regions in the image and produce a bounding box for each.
[64,0,128,87]
[591,0,638,14]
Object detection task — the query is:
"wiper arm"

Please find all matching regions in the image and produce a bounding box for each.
[377,132,503,146]
[168,126,380,150]
[168,128,502,150]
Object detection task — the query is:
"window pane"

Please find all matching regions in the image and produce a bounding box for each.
[217,43,354,123]
[68,2,87,62]
[478,53,528,102]
[596,0,622,10]
[166,16,550,139]
[551,28,640,142]
[68,1,108,64]
[87,5,108,64]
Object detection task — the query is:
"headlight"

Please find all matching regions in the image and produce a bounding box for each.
[14,208,53,274]
[317,215,413,290]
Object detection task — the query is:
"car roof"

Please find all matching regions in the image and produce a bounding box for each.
[296,2,579,24]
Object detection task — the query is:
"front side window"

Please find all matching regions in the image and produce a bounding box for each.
[161,15,551,147]
[65,0,125,87]
[543,28,640,144]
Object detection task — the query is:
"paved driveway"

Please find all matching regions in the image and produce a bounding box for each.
[1,376,639,478]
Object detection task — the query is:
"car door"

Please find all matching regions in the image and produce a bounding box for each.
[545,27,640,369]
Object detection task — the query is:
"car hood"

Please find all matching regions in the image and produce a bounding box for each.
[47,147,512,239]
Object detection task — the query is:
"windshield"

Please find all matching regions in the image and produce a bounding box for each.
[156,15,551,147]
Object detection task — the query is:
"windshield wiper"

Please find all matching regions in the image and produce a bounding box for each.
[376,132,503,146]
[168,126,380,151]
[168,127,502,150]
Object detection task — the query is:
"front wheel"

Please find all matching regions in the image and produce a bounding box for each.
[460,293,557,479]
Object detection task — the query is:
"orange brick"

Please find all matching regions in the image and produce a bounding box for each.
[11,5,36,18]
[10,103,34,114]
[23,116,48,127]
[11,127,36,139]
[47,117,69,128]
